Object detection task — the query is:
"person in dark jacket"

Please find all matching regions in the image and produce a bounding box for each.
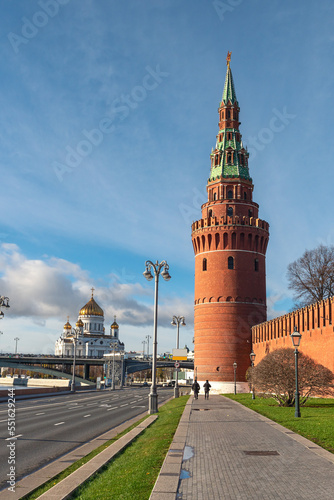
[192,379,200,399]
[203,380,211,399]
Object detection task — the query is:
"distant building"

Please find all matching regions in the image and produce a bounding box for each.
[55,289,124,357]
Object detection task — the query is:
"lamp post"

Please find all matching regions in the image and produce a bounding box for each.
[250,350,256,400]
[71,328,80,392]
[111,342,116,391]
[0,296,10,319]
[143,260,171,414]
[142,340,146,359]
[171,315,186,398]
[290,326,302,418]
[14,337,19,355]
[233,361,237,395]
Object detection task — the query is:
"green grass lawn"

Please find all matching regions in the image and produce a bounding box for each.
[225,394,334,454]
[69,396,188,500]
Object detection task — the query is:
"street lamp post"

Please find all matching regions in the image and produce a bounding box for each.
[143,260,171,414]
[142,340,146,359]
[250,350,256,400]
[71,328,80,392]
[171,315,186,398]
[233,361,237,395]
[290,326,302,418]
[14,337,19,355]
[111,342,116,391]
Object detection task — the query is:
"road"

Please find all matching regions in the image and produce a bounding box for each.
[0,386,174,490]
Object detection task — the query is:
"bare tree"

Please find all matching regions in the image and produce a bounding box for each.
[287,244,334,307]
[247,348,334,406]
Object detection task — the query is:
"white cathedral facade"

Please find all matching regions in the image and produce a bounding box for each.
[55,290,125,357]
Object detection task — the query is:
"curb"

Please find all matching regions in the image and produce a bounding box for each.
[149,396,193,500]
[1,409,150,500]
[37,415,158,499]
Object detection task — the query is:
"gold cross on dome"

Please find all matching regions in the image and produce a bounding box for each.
[91,287,95,297]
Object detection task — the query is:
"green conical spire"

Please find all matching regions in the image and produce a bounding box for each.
[208,53,251,182]
[221,64,237,105]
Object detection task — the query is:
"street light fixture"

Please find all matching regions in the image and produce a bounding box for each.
[14,337,19,355]
[171,315,186,398]
[290,326,302,418]
[143,260,171,414]
[250,350,256,400]
[70,328,80,392]
[0,296,10,319]
[233,361,237,395]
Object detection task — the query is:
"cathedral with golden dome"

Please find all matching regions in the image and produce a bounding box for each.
[55,289,124,357]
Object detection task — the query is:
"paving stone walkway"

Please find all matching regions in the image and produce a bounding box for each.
[176,395,334,500]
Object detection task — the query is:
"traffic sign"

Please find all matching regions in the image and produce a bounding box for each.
[174,362,180,368]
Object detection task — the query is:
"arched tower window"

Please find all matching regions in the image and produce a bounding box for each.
[208,209,212,218]
[244,192,247,200]
[227,190,233,199]
[213,192,217,201]
[227,206,233,217]
[254,259,259,272]
[202,258,207,271]
[228,256,234,270]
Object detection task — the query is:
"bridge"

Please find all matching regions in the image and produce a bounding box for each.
[0,355,194,385]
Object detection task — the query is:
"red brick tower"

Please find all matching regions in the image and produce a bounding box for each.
[191,53,269,392]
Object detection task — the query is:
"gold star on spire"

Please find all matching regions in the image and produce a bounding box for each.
[226,51,232,69]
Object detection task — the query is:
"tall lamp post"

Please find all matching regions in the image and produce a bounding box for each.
[71,328,80,392]
[290,326,302,418]
[171,315,186,398]
[14,337,19,355]
[233,361,237,395]
[250,350,256,400]
[143,260,171,414]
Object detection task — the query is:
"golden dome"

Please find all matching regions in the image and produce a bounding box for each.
[79,290,104,317]
[76,319,84,327]
[64,317,72,330]
[111,315,119,329]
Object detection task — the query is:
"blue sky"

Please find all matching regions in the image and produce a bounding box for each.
[0,0,333,354]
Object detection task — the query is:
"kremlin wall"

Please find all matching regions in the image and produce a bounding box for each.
[252,296,334,374]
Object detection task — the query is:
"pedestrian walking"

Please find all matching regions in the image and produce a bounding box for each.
[192,379,200,399]
[203,380,211,399]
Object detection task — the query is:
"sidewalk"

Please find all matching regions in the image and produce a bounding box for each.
[150,395,334,500]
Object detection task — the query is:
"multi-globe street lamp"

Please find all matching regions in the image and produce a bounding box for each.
[233,361,237,395]
[0,296,10,319]
[143,260,171,414]
[290,326,302,418]
[250,350,256,400]
[171,315,186,398]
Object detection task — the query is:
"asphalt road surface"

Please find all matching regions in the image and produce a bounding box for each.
[0,386,174,490]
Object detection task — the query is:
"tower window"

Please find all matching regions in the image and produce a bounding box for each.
[227,207,233,217]
[227,190,233,199]
[248,209,253,217]
[227,153,232,164]
[228,256,234,270]
[208,209,212,218]
[203,258,207,271]
[213,192,217,201]
[254,259,259,272]
[244,192,247,200]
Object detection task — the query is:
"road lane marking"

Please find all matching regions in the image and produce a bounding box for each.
[5,434,22,440]
[120,404,128,407]
[131,406,145,408]
[35,412,45,415]
[107,407,119,411]
[83,414,91,418]
[54,422,65,426]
